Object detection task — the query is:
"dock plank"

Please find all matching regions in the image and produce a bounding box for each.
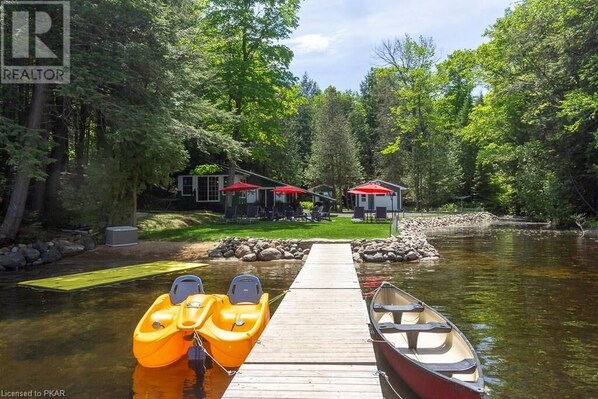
[222,244,382,398]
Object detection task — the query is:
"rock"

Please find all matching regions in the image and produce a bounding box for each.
[258,248,282,261]
[31,258,44,266]
[11,247,19,253]
[363,252,385,263]
[0,247,9,254]
[0,252,27,270]
[352,253,362,262]
[283,251,294,259]
[53,240,85,256]
[207,249,223,258]
[76,235,96,250]
[223,250,235,258]
[242,253,257,262]
[294,252,304,260]
[41,247,62,263]
[386,252,397,262]
[235,245,252,258]
[33,241,49,252]
[0,265,5,272]
[20,247,41,263]
[405,250,419,261]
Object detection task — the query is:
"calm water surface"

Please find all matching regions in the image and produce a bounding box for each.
[1,225,597,398]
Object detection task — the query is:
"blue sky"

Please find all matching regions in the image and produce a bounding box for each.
[284,0,515,91]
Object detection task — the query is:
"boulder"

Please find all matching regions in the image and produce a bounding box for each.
[242,253,257,262]
[33,241,49,252]
[235,245,252,258]
[0,252,27,270]
[258,248,282,261]
[363,252,385,263]
[53,240,85,256]
[283,251,294,259]
[76,235,96,250]
[20,247,41,263]
[405,250,419,261]
[223,250,235,258]
[41,247,62,263]
[207,249,223,258]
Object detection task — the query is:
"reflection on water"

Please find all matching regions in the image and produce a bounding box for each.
[358,226,598,399]
[1,227,598,398]
[0,261,301,398]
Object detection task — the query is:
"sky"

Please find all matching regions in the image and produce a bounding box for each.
[284,0,515,91]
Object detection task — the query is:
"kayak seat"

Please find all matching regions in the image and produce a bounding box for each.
[169,275,205,305]
[379,322,452,349]
[423,358,477,375]
[373,302,424,323]
[227,274,263,305]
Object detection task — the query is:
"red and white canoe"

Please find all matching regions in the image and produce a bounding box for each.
[370,282,485,399]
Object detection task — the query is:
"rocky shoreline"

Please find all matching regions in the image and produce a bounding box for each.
[0,234,95,272]
[208,212,497,263]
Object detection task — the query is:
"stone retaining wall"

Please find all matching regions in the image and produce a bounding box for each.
[0,235,95,272]
[208,213,497,263]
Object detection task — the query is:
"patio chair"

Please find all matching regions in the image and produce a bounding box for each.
[221,206,237,224]
[321,204,332,221]
[352,206,365,222]
[271,206,282,221]
[305,204,324,222]
[375,206,387,222]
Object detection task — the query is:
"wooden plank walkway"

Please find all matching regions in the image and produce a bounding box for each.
[222,243,382,399]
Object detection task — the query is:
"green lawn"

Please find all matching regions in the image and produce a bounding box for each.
[139,212,391,241]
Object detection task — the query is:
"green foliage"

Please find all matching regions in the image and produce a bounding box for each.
[300,201,313,211]
[192,164,221,176]
[306,87,363,197]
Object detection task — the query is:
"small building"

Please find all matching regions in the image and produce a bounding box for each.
[176,167,335,211]
[352,179,408,212]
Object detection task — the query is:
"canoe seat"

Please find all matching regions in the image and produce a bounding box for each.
[379,322,452,349]
[373,302,424,323]
[423,358,477,375]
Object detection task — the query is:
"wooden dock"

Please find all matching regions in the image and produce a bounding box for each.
[222,243,383,398]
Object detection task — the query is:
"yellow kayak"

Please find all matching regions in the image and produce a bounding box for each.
[133,274,269,369]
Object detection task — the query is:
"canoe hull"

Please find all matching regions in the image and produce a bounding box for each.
[377,331,483,399]
[370,282,484,399]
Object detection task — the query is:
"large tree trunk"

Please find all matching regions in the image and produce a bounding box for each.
[44,97,69,220]
[0,84,49,241]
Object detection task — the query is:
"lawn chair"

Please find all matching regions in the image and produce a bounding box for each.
[306,204,323,222]
[321,204,332,221]
[375,206,387,222]
[352,206,365,222]
[222,206,237,224]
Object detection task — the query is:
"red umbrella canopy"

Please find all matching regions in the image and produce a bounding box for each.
[219,181,261,192]
[272,185,306,194]
[348,182,393,194]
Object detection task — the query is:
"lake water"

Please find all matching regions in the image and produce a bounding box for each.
[1,225,597,398]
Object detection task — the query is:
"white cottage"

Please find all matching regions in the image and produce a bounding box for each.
[352,179,408,212]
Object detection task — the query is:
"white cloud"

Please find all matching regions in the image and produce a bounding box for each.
[284,31,345,56]
[287,0,514,90]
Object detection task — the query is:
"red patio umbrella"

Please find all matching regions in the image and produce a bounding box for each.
[219,181,261,192]
[272,185,307,194]
[348,182,393,194]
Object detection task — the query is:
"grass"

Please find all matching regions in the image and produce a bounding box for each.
[138,211,391,241]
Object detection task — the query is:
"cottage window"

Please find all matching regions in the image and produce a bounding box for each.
[197,176,220,201]
[182,177,193,196]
